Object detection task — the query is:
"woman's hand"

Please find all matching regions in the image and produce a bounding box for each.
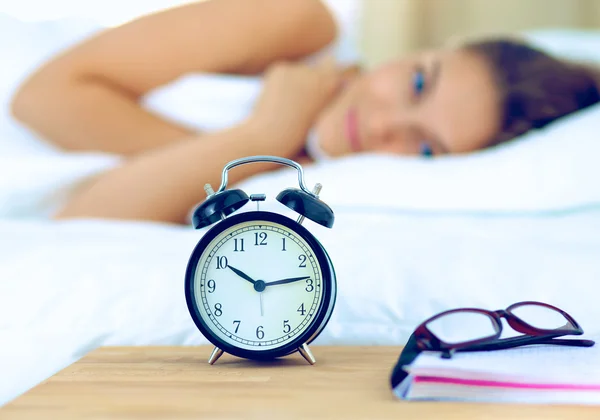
[248,57,344,158]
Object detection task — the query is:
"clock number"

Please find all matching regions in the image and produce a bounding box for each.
[281,238,286,251]
[233,238,245,252]
[207,279,216,293]
[254,232,267,246]
[233,320,241,334]
[297,303,306,316]
[283,320,291,334]
[305,278,314,292]
[216,256,228,269]
[298,254,307,268]
[214,303,223,317]
[256,326,265,340]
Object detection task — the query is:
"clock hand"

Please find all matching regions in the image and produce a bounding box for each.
[260,292,264,317]
[266,276,311,287]
[227,265,256,285]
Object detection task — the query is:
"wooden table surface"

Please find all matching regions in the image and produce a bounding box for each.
[2,346,599,419]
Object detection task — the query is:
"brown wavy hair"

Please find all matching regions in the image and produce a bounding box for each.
[464,39,600,146]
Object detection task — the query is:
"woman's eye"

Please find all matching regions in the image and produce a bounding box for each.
[413,68,426,95]
[420,142,433,157]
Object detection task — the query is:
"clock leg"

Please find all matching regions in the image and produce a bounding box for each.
[208,346,224,365]
[298,343,316,365]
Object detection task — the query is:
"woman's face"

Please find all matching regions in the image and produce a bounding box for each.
[314,48,501,157]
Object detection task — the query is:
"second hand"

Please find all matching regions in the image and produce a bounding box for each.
[260,292,264,317]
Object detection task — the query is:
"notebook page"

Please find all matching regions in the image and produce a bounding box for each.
[407,382,600,405]
[407,333,600,385]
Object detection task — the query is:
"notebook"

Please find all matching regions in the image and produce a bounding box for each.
[393,334,600,405]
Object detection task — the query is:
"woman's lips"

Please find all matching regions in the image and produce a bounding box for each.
[345,108,361,152]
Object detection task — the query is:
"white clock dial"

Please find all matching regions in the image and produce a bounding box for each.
[193,220,323,351]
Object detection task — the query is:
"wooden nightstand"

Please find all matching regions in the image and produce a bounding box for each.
[1,346,598,419]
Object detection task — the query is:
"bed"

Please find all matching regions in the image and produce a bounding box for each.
[1,12,600,406]
[2,201,600,404]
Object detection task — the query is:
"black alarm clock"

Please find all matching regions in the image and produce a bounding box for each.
[185,156,337,365]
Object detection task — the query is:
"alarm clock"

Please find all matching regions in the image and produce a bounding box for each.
[185,156,337,365]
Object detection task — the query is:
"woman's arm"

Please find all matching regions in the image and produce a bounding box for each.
[54,56,343,224]
[54,122,277,224]
[11,0,336,155]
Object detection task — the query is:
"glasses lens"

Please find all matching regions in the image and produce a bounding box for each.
[425,310,498,345]
[510,303,575,331]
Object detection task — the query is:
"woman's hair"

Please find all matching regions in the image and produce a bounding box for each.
[463,38,600,146]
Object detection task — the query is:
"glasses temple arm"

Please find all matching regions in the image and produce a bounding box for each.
[457,335,595,353]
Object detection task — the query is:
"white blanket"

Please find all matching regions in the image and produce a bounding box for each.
[2,208,600,405]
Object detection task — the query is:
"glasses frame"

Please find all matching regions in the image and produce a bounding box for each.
[390,301,595,390]
[413,301,586,355]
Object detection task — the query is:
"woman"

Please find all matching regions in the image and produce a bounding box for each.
[10,0,600,224]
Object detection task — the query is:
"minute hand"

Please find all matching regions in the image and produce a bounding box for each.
[266,276,311,287]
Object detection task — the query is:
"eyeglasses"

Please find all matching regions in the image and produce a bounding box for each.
[390,301,595,389]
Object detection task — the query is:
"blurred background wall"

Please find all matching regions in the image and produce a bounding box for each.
[361,0,600,67]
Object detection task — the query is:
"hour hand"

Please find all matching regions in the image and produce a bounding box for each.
[266,276,311,287]
[227,265,256,285]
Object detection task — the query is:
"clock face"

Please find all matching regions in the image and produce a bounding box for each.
[188,215,329,354]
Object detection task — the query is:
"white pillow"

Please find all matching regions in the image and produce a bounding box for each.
[157,30,600,215]
[524,29,600,63]
[235,102,600,214]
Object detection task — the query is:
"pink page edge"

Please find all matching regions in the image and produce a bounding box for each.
[414,375,600,391]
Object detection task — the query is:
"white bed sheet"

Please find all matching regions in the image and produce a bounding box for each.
[1,208,600,405]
